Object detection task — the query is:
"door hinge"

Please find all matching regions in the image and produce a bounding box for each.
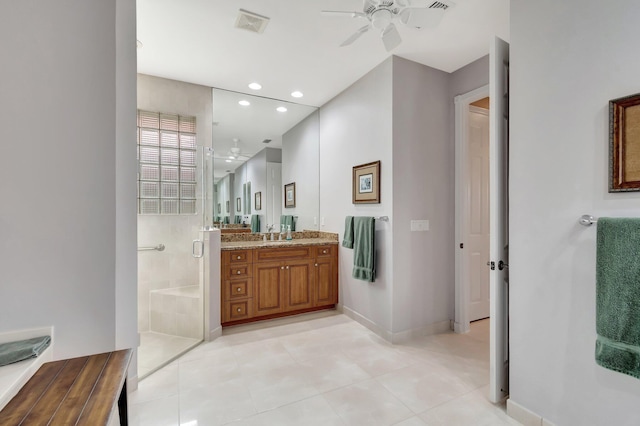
[459,243,464,249]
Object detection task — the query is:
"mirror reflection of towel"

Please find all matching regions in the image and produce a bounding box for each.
[280,215,296,232]
[251,215,260,233]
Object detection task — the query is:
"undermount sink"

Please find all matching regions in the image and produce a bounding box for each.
[264,240,293,244]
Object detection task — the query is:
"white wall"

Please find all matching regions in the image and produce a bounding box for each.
[510,1,640,424]
[0,0,136,361]
[282,111,320,231]
[115,0,139,374]
[391,57,453,334]
[319,58,394,334]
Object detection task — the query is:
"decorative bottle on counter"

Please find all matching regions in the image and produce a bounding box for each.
[286,225,292,241]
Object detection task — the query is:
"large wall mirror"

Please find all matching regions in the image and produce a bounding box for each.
[211,88,319,233]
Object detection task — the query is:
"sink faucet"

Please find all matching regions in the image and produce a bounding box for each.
[266,224,275,241]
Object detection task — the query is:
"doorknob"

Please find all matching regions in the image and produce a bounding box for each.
[498,260,508,271]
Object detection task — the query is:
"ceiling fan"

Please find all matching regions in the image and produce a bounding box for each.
[213,138,254,162]
[322,0,452,52]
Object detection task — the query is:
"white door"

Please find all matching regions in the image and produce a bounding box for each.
[489,36,510,403]
[467,107,490,322]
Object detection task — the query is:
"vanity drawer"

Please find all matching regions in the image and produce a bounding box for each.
[225,250,253,264]
[255,246,312,262]
[226,264,252,279]
[224,299,252,322]
[315,245,334,258]
[225,278,252,300]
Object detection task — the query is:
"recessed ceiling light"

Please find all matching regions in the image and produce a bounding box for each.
[291,91,303,98]
[248,82,262,90]
[276,107,288,113]
[225,159,232,163]
[228,155,235,159]
[238,100,250,106]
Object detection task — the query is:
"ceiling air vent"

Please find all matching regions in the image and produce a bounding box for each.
[235,9,270,34]
[262,139,272,144]
[428,0,454,10]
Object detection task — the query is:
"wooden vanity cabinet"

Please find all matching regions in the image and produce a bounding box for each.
[222,243,338,326]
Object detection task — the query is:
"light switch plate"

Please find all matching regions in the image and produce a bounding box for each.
[411,220,429,232]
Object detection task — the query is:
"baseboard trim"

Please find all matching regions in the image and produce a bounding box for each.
[507,399,556,426]
[207,326,222,342]
[340,306,451,344]
[391,320,452,344]
[127,375,138,392]
[340,306,393,342]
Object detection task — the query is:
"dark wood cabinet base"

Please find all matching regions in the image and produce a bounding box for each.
[222,305,337,327]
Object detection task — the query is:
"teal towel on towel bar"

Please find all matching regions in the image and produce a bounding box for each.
[352,217,375,282]
[595,217,640,379]
[223,216,229,224]
[0,336,51,367]
[280,215,295,232]
[251,215,260,233]
[234,215,242,224]
[342,216,354,249]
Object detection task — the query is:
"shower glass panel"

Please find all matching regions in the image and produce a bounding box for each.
[137,143,213,380]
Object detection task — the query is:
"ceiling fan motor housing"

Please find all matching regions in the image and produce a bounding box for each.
[371,9,393,30]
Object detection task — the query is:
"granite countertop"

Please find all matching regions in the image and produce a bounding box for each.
[221,238,339,251]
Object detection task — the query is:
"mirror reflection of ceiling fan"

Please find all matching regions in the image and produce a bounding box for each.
[213,138,255,163]
[322,0,454,52]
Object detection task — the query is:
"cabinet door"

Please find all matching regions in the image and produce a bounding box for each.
[315,256,337,306]
[284,259,314,311]
[253,261,284,316]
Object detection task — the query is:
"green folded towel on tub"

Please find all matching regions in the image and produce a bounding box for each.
[595,217,640,379]
[0,336,51,367]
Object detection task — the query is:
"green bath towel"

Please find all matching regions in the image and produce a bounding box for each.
[342,216,354,249]
[352,216,375,282]
[251,214,260,233]
[0,336,51,367]
[595,217,640,379]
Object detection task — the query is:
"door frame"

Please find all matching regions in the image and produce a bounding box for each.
[454,84,490,334]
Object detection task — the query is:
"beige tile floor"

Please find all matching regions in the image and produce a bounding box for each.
[130,313,520,426]
[138,331,201,379]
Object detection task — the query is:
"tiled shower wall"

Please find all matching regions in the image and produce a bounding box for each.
[137,214,201,333]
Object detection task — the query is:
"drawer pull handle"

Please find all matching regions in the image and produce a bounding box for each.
[237,307,241,312]
[237,287,242,292]
[237,255,241,260]
[281,266,285,270]
[323,250,327,254]
[315,263,318,267]
[237,270,241,275]
[286,266,289,269]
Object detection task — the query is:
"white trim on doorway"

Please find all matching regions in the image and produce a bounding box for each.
[454,84,490,334]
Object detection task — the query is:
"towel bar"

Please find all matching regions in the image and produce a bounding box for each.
[138,244,165,251]
[579,215,597,226]
[376,216,389,222]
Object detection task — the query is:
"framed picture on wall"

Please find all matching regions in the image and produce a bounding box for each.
[284,182,296,208]
[236,197,241,212]
[226,200,229,213]
[255,192,262,210]
[353,160,381,203]
[609,93,640,192]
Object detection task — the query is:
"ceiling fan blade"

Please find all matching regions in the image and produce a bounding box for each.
[340,25,371,47]
[381,23,401,52]
[399,7,445,28]
[321,10,365,18]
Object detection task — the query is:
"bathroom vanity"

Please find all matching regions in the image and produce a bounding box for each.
[221,234,338,326]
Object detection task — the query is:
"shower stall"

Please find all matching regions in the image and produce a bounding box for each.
[136,113,215,379]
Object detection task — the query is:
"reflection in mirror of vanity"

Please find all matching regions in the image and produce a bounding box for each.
[211,88,319,233]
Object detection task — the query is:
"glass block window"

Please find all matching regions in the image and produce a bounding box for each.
[137,110,197,214]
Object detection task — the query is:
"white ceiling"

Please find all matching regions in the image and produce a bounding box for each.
[137,0,510,108]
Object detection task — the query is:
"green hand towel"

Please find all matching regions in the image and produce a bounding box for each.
[0,336,51,367]
[595,217,640,379]
[234,215,242,224]
[223,216,229,224]
[352,216,375,282]
[251,214,260,233]
[280,215,296,232]
[342,216,354,249]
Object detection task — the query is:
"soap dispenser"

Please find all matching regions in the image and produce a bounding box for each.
[286,225,292,241]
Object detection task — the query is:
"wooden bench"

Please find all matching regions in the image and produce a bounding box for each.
[0,349,132,426]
